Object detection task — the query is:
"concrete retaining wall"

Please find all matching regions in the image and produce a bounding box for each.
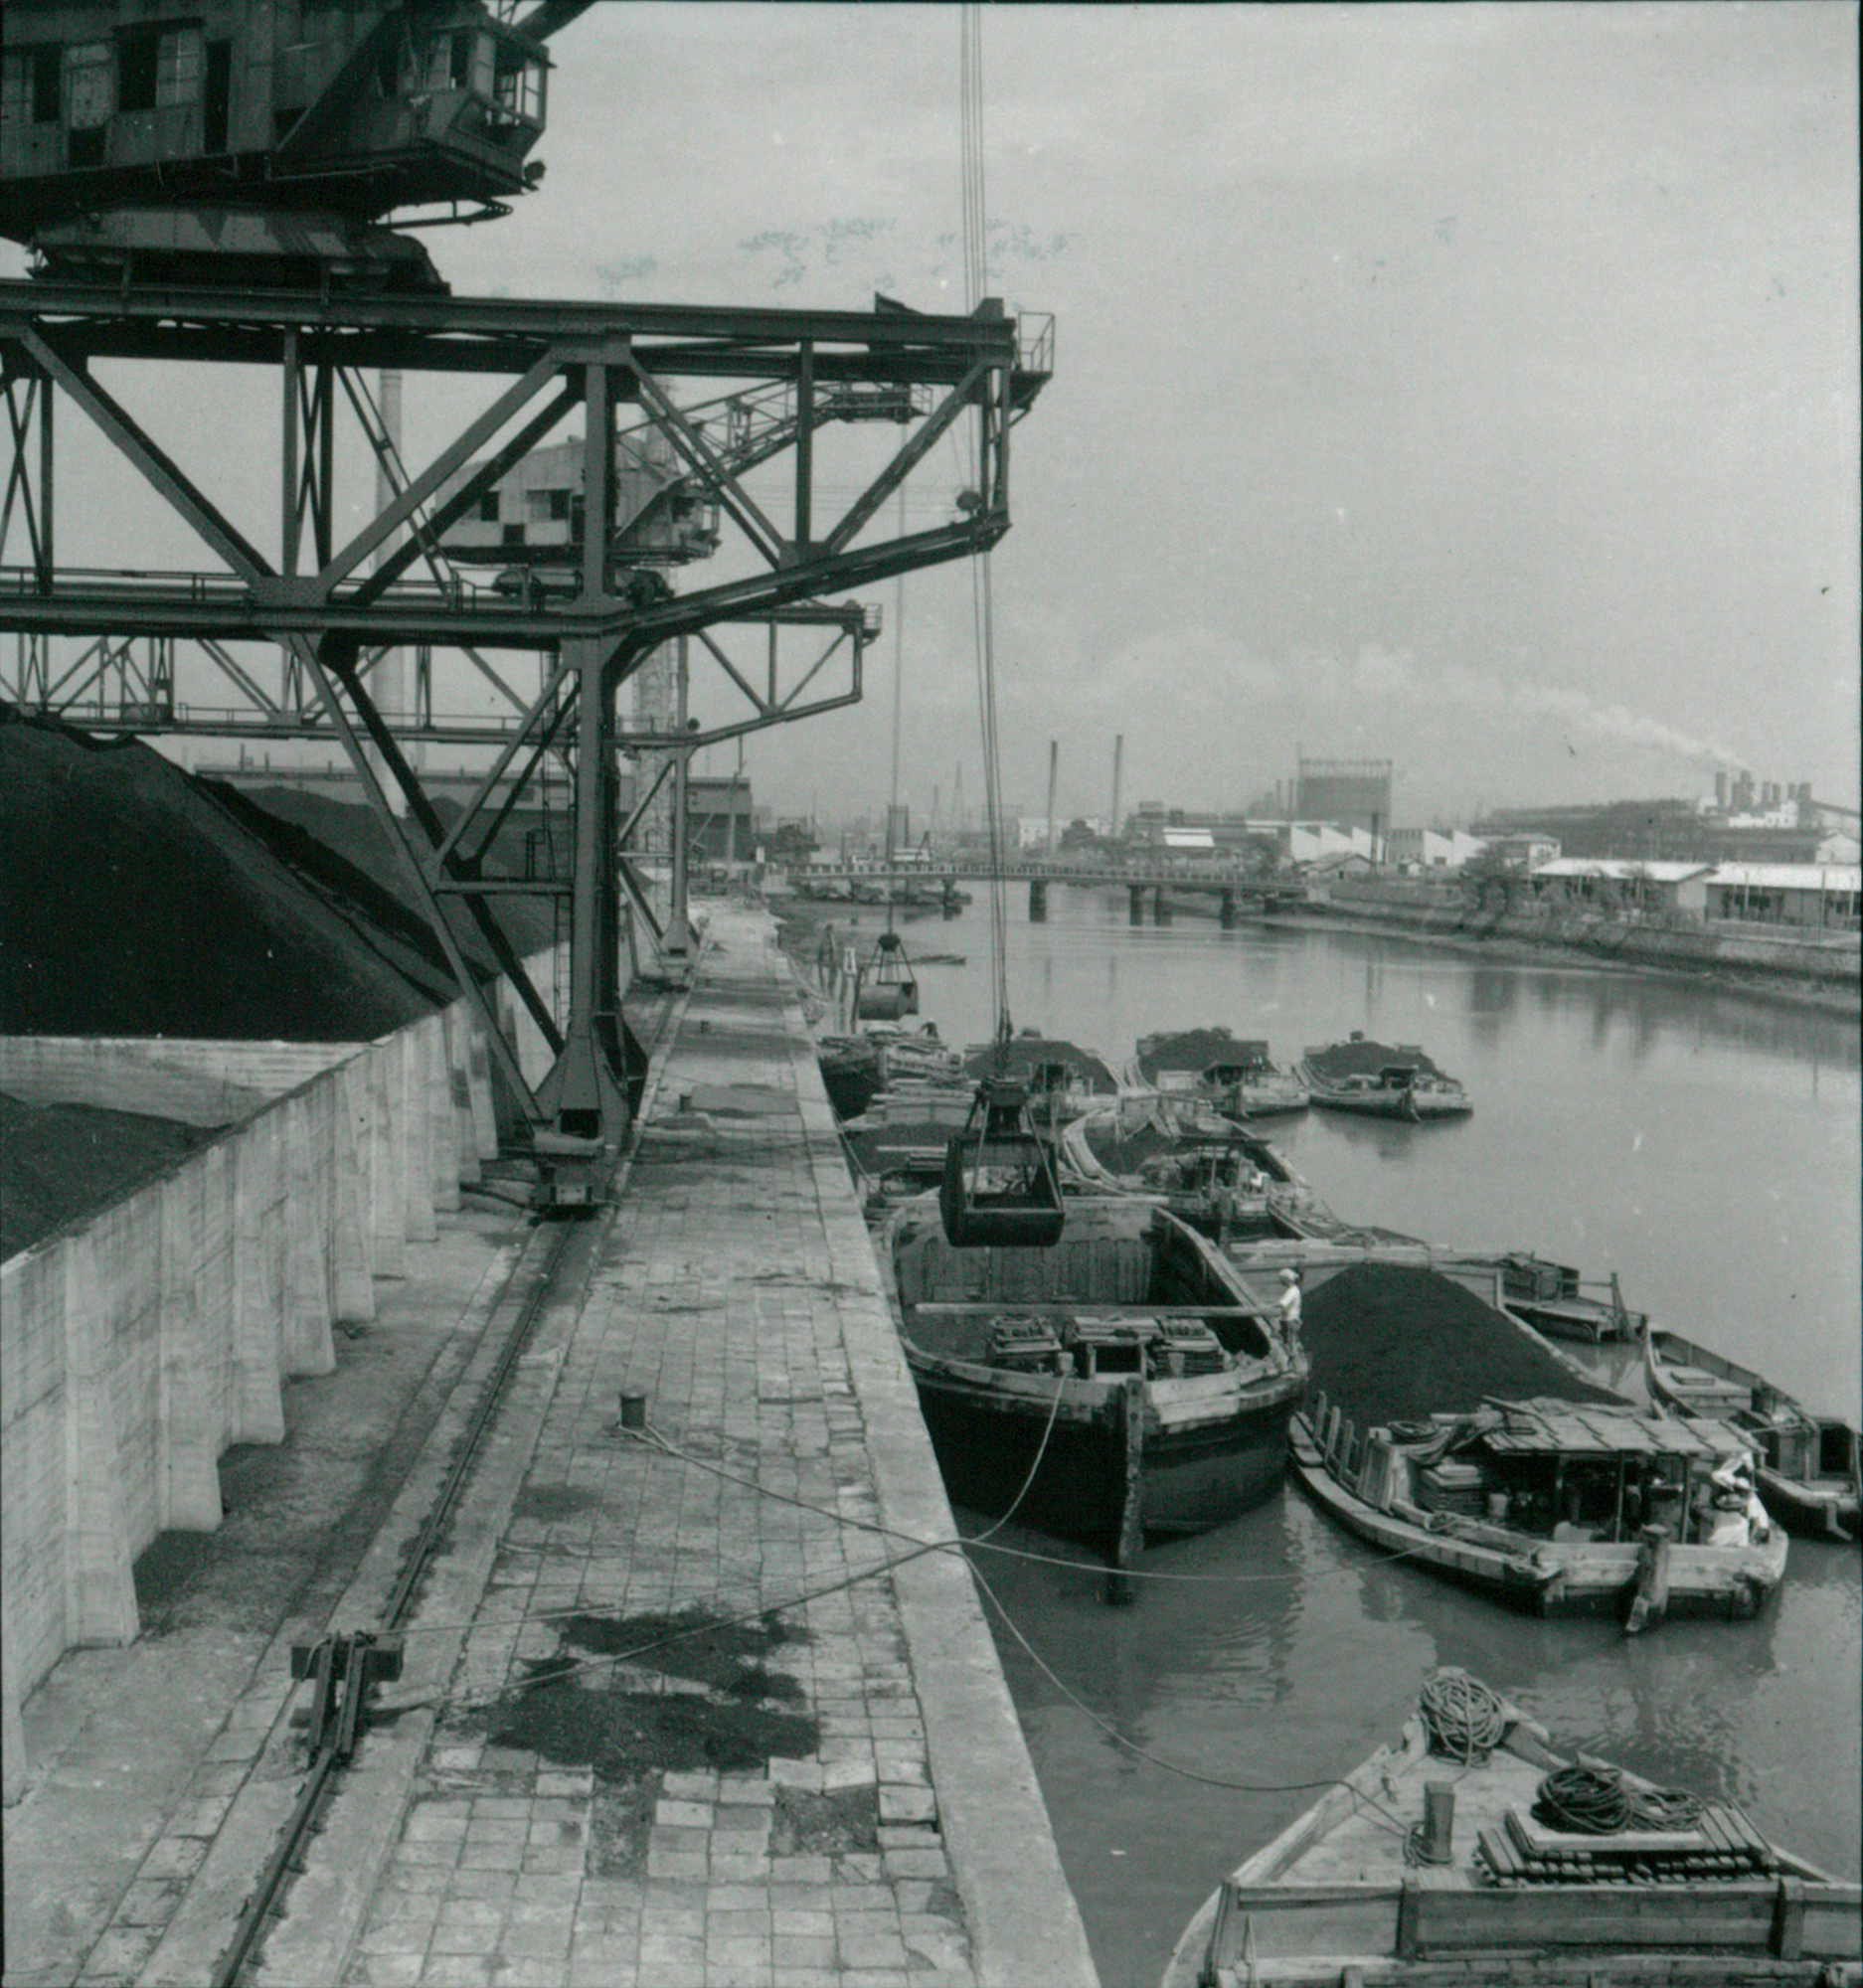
[0,993,509,1802]
[1310,883,1861,989]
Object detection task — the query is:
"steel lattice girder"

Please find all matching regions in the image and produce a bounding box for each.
[0,278,1051,1171]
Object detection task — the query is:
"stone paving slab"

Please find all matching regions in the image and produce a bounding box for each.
[1,1217,528,1988]
[275,906,1097,1987]
[2,908,1098,1988]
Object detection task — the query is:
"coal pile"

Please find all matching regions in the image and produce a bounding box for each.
[1302,1261,1621,1428]
[1,710,446,1040]
[223,783,557,980]
[0,1092,213,1258]
[1304,1037,1446,1079]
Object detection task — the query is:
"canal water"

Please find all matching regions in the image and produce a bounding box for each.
[847,890,1861,1987]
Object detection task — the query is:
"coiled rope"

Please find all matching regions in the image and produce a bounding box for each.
[1535,1763,1704,1835]
[1419,1670,1509,1763]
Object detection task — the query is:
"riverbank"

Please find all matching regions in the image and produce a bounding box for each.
[1283,887,1860,1018]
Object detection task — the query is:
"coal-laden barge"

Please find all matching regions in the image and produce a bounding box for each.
[879,1196,1308,1562]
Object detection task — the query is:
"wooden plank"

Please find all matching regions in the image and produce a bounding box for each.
[1213,1885,1403,1963]
[1110,1374,1145,1590]
[1801,1885,1863,1959]
[912,1301,1270,1318]
[1414,1882,1776,1953]
[1395,1877,1420,1961]
[1772,1876,1805,1959]
[1507,1811,1714,1858]
[1721,1805,1776,1864]
[1476,1825,1521,1882]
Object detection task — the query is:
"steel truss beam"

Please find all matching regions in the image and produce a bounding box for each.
[0,279,1050,1173]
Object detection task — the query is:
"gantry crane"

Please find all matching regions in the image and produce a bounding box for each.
[0,1,1051,1203]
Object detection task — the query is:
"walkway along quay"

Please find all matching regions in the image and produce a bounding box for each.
[2,904,1098,1988]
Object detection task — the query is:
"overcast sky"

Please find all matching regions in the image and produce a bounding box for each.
[14,2,1856,831]
[451,0,1854,831]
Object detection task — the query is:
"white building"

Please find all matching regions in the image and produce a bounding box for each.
[1387,827,1488,871]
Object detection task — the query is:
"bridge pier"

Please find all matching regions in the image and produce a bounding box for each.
[1220,888,1238,928]
[1153,888,1173,924]
[1128,887,1145,926]
[941,882,961,918]
[1028,880,1048,922]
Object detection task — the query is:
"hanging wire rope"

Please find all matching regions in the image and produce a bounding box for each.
[959,1,1012,1055]
[886,481,907,934]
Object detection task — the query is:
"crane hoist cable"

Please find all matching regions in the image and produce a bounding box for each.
[937,4,1064,1249]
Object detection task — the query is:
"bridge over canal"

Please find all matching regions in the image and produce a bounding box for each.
[783,857,1308,924]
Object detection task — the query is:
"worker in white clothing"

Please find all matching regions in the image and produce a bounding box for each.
[1276,1266,1303,1341]
[1704,1455,1772,1548]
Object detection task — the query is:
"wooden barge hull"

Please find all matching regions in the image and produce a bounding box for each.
[1299,1078,1472,1122]
[1645,1331,1862,1543]
[1288,1417,1787,1621]
[909,1360,1303,1543]
[1754,1467,1862,1542]
[1503,1295,1645,1345]
[1164,1697,1862,1988]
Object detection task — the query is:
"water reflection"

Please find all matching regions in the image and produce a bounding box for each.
[905,894,1858,1986]
[1468,965,1517,1017]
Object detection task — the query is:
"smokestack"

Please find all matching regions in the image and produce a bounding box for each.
[1046,741,1059,855]
[1110,734,1123,842]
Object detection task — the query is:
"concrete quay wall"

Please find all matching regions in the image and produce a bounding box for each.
[1304,883,1861,990]
[0,992,511,1804]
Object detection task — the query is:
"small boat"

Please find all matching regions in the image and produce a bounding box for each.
[1645,1328,1861,1542]
[1289,1392,1787,1627]
[880,1196,1309,1564]
[1298,1032,1472,1121]
[1496,1251,1646,1343]
[959,1033,1119,1125]
[1163,1668,1861,1988]
[1061,1097,1425,1253]
[1128,1026,1310,1118]
[838,1085,991,1226]
[815,1033,884,1120]
[1059,1097,1314,1244]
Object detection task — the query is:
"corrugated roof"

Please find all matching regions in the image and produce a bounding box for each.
[1469,1397,1748,1460]
[1707,864,1861,892]
[1531,858,1712,883]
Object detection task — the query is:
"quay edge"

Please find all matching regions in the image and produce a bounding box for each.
[3,907,1101,1988]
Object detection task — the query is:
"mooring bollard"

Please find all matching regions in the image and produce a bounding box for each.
[619,1390,647,1430]
[1420,1781,1455,1863]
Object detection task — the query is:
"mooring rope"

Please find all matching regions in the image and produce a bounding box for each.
[1419,1670,1510,1763]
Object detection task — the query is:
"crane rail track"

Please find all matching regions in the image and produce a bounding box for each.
[210,1198,600,1988]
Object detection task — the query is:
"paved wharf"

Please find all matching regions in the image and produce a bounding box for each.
[3,904,1098,1988]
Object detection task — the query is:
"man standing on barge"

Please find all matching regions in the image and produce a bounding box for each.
[1276,1266,1303,1344]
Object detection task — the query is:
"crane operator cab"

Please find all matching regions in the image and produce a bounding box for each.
[0,3,568,291]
